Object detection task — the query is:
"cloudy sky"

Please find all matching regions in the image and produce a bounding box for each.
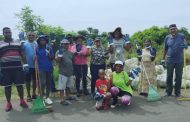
[0,0,189,38]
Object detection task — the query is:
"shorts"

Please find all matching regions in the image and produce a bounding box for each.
[58,74,72,90]
[0,67,24,87]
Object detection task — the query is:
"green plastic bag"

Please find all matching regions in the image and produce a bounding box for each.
[31,96,47,113]
[147,85,161,102]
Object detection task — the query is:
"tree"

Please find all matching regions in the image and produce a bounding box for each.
[87,27,93,34]
[15,6,44,32]
[77,30,88,37]
[92,29,99,36]
[0,35,4,41]
[38,24,65,42]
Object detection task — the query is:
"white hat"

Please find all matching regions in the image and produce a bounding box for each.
[60,39,69,44]
[114,60,123,66]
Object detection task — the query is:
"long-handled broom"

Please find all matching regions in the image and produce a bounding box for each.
[141,60,161,102]
[31,46,48,113]
[177,49,190,101]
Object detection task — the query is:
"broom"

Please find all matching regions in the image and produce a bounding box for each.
[31,46,48,113]
[141,60,161,102]
[177,49,190,101]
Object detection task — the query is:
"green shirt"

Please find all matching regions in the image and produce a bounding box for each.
[112,71,133,95]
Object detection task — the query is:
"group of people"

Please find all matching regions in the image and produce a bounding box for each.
[0,24,188,112]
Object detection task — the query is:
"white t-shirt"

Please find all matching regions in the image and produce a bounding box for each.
[111,38,126,62]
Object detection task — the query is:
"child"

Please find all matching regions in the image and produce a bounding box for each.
[36,35,54,105]
[94,69,112,110]
[55,39,75,105]
[110,60,134,108]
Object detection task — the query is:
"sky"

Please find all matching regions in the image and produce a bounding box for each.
[0,0,190,38]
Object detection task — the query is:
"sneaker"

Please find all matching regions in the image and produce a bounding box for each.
[27,96,32,102]
[175,94,182,98]
[60,100,71,106]
[32,94,37,99]
[5,102,12,112]
[20,100,28,108]
[44,97,53,105]
[110,104,116,108]
[65,96,76,100]
[163,93,172,97]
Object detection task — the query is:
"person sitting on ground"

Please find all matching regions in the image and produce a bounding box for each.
[94,69,112,110]
[55,39,76,106]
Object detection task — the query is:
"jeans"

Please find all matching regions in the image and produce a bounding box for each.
[166,63,183,96]
[39,71,52,98]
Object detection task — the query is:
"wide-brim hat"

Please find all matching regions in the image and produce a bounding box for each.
[37,35,48,45]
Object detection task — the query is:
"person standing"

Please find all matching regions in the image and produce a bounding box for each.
[50,39,58,92]
[89,38,107,94]
[36,35,54,104]
[22,31,37,102]
[163,24,188,97]
[55,39,75,105]
[70,35,89,97]
[136,40,157,97]
[0,27,28,112]
[108,27,131,64]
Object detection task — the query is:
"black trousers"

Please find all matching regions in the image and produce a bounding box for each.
[166,63,183,96]
[90,64,106,93]
[74,64,88,93]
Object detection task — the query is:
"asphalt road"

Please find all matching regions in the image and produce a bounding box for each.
[0,90,190,122]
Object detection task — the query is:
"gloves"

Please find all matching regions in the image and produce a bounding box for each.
[123,34,130,44]
[76,44,82,52]
[58,48,63,57]
[86,39,93,48]
[180,43,188,49]
[150,48,157,57]
[129,67,141,80]
[136,49,142,56]
[93,91,104,101]
[161,60,166,69]
[108,35,113,45]
[23,64,29,74]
